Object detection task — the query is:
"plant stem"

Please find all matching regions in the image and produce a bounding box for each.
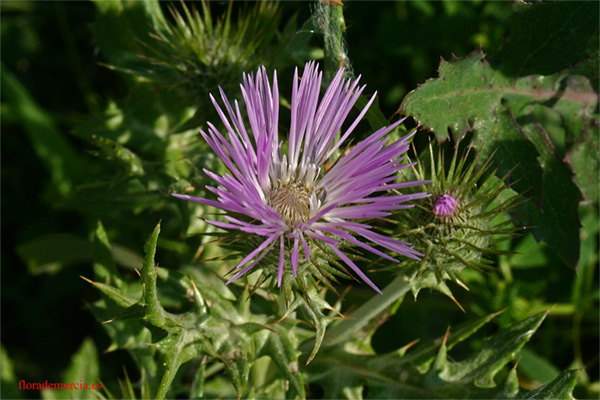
[302,274,410,353]
[319,1,348,80]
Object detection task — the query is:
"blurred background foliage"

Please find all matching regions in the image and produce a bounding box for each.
[1,0,598,398]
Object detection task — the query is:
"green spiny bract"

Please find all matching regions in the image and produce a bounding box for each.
[395,140,522,302]
[213,231,351,364]
[133,2,283,114]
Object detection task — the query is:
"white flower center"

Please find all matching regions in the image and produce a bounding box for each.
[268,180,313,226]
[267,145,326,227]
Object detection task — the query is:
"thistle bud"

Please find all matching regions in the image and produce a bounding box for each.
[396,141,521,302]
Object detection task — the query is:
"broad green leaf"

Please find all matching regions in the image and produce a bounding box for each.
[567,133,600,204]
[16,234,93,275]
[400,1,599,267]
[400,49,594,268]
[62,339,101,390]
[499,1,598,78]
[517,348,560,385]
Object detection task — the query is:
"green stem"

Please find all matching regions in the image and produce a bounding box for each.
[143,222,166,326]
[319,2,348,80]
[304,274,410,352]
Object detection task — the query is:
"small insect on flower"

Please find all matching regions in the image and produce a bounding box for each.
[173,61,428,293]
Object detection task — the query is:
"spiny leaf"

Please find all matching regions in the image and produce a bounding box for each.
[256,325,305,399]
[93,220,123,288]
[153,330,212,400]
[396,309,505,372]
[307,310,576,399]
[81,276,137,309]
[142,222,169,327]
[400,49,594,268]
[400,1,599,267]
[523,370,579,400]
[90,224,308,399]
[438,310,550,387]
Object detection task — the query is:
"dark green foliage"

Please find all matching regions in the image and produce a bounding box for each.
[400,1,599,268]
[85,222,308,399]
[308,309,579,399]
[2,1,597,399]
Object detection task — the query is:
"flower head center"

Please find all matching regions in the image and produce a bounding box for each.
[268,180,313,227]
[433,194,458,217]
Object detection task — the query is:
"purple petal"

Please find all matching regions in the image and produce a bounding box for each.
[327,244,382,294]
[226,235,278,284]
[277,236,285,287]
[291,237,299,277]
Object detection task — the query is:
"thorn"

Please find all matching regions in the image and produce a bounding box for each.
[513,357,521,370]
[192,245,204,263]
[442,326,451,347]
[134,268,141,277]
[102,319,114,324]
[399,338,420,355]
[273,311,290,325]
[80,275,95,285]
[545,304,556,316]
[320,0,344,6]
[224,264,237,278]
[491,308,507,318]
[326,305,346,319]
[450,295,466,313]
[455,279,470,291]
[217,354,229,368]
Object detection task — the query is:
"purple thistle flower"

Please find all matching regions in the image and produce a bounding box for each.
[433,194,458,217]
[173,62,428,293]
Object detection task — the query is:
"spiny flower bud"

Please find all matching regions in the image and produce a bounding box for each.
[395,140,521,304]
[433,194,458,218]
